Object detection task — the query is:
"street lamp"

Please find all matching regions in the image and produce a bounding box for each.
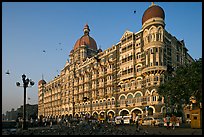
[16,74,34,130]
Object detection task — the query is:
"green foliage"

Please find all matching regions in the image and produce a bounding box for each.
[158,58,202,107]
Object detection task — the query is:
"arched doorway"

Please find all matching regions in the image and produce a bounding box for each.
[93,112,98,119]
[99,112,105,121]
[132,109,142,121]
[120,109,129,116]
[75,113,79,118]
[148,108,154,116]
[107,111,115,121]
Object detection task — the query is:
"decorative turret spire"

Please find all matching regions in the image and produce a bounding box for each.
[83,23,90,35]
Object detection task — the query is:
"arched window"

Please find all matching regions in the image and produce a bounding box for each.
[120,95,125,100]
[111,98,115,105]
[119,95,125,105]
[135,93,142,103]
[158,27,163,41]
[107,99,111,105]
[127,94,133,104]
[152,91,158,102]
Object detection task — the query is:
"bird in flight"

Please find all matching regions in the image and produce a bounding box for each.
[43,50,46,53]
[134,10,136,14]
[6,70,10,75]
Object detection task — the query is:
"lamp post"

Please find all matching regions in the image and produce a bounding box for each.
[16,74,34,130]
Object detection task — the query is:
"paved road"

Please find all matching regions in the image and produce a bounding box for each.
[2,123,202,135]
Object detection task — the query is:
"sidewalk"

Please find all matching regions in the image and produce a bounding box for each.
[141,126,202,135]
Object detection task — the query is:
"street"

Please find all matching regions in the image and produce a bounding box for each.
[2,122,202,135]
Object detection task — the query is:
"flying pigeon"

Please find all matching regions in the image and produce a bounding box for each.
[6,70,10,75]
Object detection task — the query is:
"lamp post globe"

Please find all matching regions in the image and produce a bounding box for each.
[16,82,20,87]
[22,74,26,80]
[16,74,34,130]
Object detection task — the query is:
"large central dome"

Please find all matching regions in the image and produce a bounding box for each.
[73,24,97,51]
[142,3,165,25]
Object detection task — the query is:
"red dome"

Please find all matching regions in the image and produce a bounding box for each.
[142,4,165,25]
[73,24,97,51]
[73,35,97,51]
[38,79,46,85]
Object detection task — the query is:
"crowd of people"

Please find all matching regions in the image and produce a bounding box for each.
[165,114,179,130]
[14,116,147,135]
[14,114,180,135]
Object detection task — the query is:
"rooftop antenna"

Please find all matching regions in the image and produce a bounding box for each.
[42,74,44,80]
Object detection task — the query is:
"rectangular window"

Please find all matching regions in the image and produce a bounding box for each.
[156,62,158,66]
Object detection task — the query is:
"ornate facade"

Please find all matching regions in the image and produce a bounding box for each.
[38,3,194,121]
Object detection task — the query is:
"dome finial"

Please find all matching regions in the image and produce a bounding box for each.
[84,23,90,35]
[150,2,155,7]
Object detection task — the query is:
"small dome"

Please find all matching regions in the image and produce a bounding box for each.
[70,49,74,54]
[142,4,165,25]
[38,79,46,85]
[73,24,97,51]
[98,48,103,53]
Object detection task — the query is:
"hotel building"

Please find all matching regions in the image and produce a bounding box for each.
[38,3,194,121]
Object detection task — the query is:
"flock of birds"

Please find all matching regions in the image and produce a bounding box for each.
[6,10,138,76]
[42,42,63,53]
[6,43,63,75]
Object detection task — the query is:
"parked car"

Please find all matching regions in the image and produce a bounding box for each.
[141,117,163,126]
[123,116,132,124]
[115,115,132,125]
[115,116,122,125]
[154,118,164,127]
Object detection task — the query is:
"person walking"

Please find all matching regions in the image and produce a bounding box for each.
[50,118,53,128]
[166,114,170,129]
[120,116,124,126]
[171,114,177,130]
[30,117,34,127]
[135,114,139,131]
[16,117,19,129]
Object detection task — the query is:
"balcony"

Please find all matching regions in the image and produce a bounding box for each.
[120,73,134,81]
[142,66,167,75]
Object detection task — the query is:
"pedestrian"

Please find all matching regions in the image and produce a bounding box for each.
[135,114,139,131]
[166,114,170,129]
[130,116,133,125]
[30,117,33,127]
[66,118,68,126]
[121,117,124,125]
[171,114,177,130]
[35,118,38,127]
[16,117,19,129]
[50,118,53,128]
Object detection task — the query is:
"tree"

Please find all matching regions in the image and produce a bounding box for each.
[158,58,202,115]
